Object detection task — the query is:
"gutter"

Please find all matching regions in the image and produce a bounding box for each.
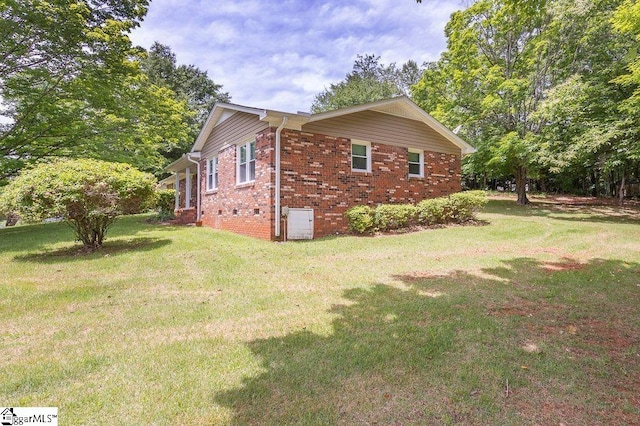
[274,116,288,238]
[186,152,202,221]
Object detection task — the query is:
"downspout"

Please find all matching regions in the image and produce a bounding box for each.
[186,153,202,221]
[275,116,288,238]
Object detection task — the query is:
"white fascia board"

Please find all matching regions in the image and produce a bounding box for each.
[308,96,406,123]
[165,155,195,172]
[260,109,310,131]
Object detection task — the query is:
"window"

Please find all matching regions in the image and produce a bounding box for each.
[237,140,256,184]
[408,148,424,178]
[351,140,371,172]
[206,156,218,190]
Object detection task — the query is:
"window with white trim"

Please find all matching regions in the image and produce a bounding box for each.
[351,140,371,172]
[408,148,424,178]
[206,156,218,190]
[237,140,256,184]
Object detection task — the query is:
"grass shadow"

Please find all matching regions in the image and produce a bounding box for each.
[12,237,172,263]
[215,257,640,424]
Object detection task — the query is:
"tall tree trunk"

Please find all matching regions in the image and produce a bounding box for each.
[618,168,626,206]
[515,166,530,205]
[609,171,616,197]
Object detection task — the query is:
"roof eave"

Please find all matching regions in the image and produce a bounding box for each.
[191,103,269,152]
[165,155,196,172]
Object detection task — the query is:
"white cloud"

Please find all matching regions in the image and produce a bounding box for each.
[291,72,330,94]
[204,20,238,44]
[129,0,465,112]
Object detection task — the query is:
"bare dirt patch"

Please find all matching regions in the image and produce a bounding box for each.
[542,257,586,273]
[486,296,561,318]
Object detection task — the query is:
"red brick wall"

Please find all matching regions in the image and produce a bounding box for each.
[279,129,461,238]
[173,207,196,224]
[199,128,275,239]
[197,127,461,240]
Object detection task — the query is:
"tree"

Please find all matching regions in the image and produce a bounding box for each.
[311,54,422,113]
[533,0,637,201]
[610,0,640,201]
[414,0,640,201]
[0,159,156,250]
[141,42,231,159]
[612,0,640,97]
[0,1,192,181]
[413,0,553,204]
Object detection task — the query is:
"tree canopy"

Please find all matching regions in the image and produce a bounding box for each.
[0,1,196,182]
[141,42,231,160]
[412,0,639,203]
[311,54,422,113]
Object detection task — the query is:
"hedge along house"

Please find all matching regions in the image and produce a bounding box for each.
[165,96,475,240]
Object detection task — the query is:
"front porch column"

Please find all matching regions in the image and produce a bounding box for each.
[173,172,179,210]
[185,167,191,209]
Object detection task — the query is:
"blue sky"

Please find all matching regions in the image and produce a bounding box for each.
[129,0,465,113]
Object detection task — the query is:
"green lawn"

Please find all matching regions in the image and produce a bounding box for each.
[1,198,639,425]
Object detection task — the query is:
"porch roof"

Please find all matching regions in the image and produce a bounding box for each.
[165,155,197,173]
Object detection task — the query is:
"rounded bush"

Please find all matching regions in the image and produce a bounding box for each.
[345,205,375,234]
[0,159,156,249]
[416,198,450,225]
[155,188,176,220]
[374,204,417,231]
[447,190,488,222]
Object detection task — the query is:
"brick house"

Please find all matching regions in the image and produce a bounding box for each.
[165,96,475,240]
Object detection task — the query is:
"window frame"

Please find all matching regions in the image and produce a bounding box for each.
[206,156,218,191]
[351,140,371,173]
[408,148,424,178]
[236,140,256,184]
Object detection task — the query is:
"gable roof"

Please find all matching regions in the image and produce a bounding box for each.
[190,96,475,155]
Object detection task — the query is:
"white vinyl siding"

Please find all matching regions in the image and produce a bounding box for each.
[303,110,461,156]
[201,112,268,159]
[408,148,424,178]
[237,140,256,184]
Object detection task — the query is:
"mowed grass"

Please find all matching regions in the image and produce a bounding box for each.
[1,198,639,425]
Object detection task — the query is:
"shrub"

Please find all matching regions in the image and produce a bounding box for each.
[447,190,488,222]
[345,205,375,234]
[155,189,176,220]
[0,159,156,250]
[416,197,450,225]
[346,191,488,235]
[374,204,417,231]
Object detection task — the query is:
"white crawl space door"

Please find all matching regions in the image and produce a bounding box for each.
[287,208,314,240]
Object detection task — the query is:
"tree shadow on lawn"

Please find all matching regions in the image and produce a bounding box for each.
[215,257,640,425]
[486,199,640,224]
[12,237,172,263]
